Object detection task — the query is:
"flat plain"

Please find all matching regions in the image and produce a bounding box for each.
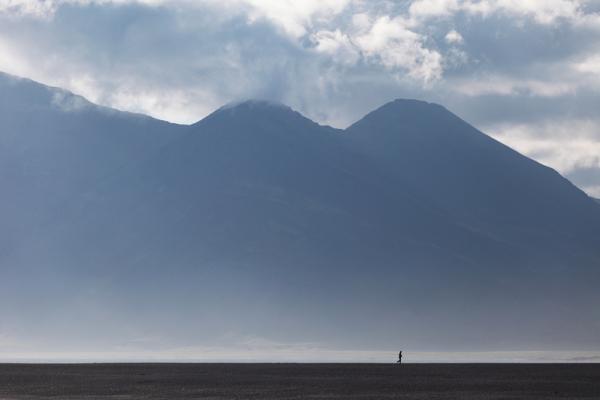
[0,363,599,399]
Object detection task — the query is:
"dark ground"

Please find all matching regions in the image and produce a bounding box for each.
[0,363,599,399]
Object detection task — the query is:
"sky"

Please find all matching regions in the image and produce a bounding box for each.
[0,0,599,196]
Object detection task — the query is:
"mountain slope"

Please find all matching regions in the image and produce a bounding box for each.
[345,99,600,266]
[1,76,599,355]
[0,72,183,256]
[346,99,600,231]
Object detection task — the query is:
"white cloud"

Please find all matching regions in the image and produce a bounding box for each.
[243,0,351,38]
[408,0,585,24]
[0,0,56,18]
[573,53,600,74]
[0,36,33,77]
[354,16,443,82]
[494,0,582,24]
[0,0,352,31]
[310,15,443,83]
[445,29,464,44]
[409,0,460,19]
[51,90,90,111]
[1,0,600,199]
[454,76,577,97]
[487,118,600,196]
[310,30,360,65]
[1,0,589,27]
[587,185,600,198]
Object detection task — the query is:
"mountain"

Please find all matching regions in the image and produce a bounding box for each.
[1,73,599,356]
[345,99,600,267]
[0,72,183,256]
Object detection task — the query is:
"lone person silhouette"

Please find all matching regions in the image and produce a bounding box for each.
[397,351,402,364]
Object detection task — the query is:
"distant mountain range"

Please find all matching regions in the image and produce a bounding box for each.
[1,71,599,354]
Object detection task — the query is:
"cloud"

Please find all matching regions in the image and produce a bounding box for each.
[453,76,577,97]
[0,0,56,18]
[51,89,91,111]
[0,0,451,124]
[311,15,444,83]
[354,16,444,82]
[0,0,599,196]
[567,167,600,197]
[485,118,600,196]
[445,29,464,44]
[407,0,584,24]
[243,0,352,38]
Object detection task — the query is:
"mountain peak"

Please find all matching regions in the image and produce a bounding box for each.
[349,98,450,128]
[388,98,441,108]
[4,75,600,354]
[195,98,331,132]
[206,99,296,121]
[221,99,292,111]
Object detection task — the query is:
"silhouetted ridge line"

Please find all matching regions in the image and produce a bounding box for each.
[2,72,600,351]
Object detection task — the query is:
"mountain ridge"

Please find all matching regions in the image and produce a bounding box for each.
[2,69,594,209]
[2,72,600,352]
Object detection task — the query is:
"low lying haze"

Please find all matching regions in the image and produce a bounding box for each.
[1,0,600,196]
